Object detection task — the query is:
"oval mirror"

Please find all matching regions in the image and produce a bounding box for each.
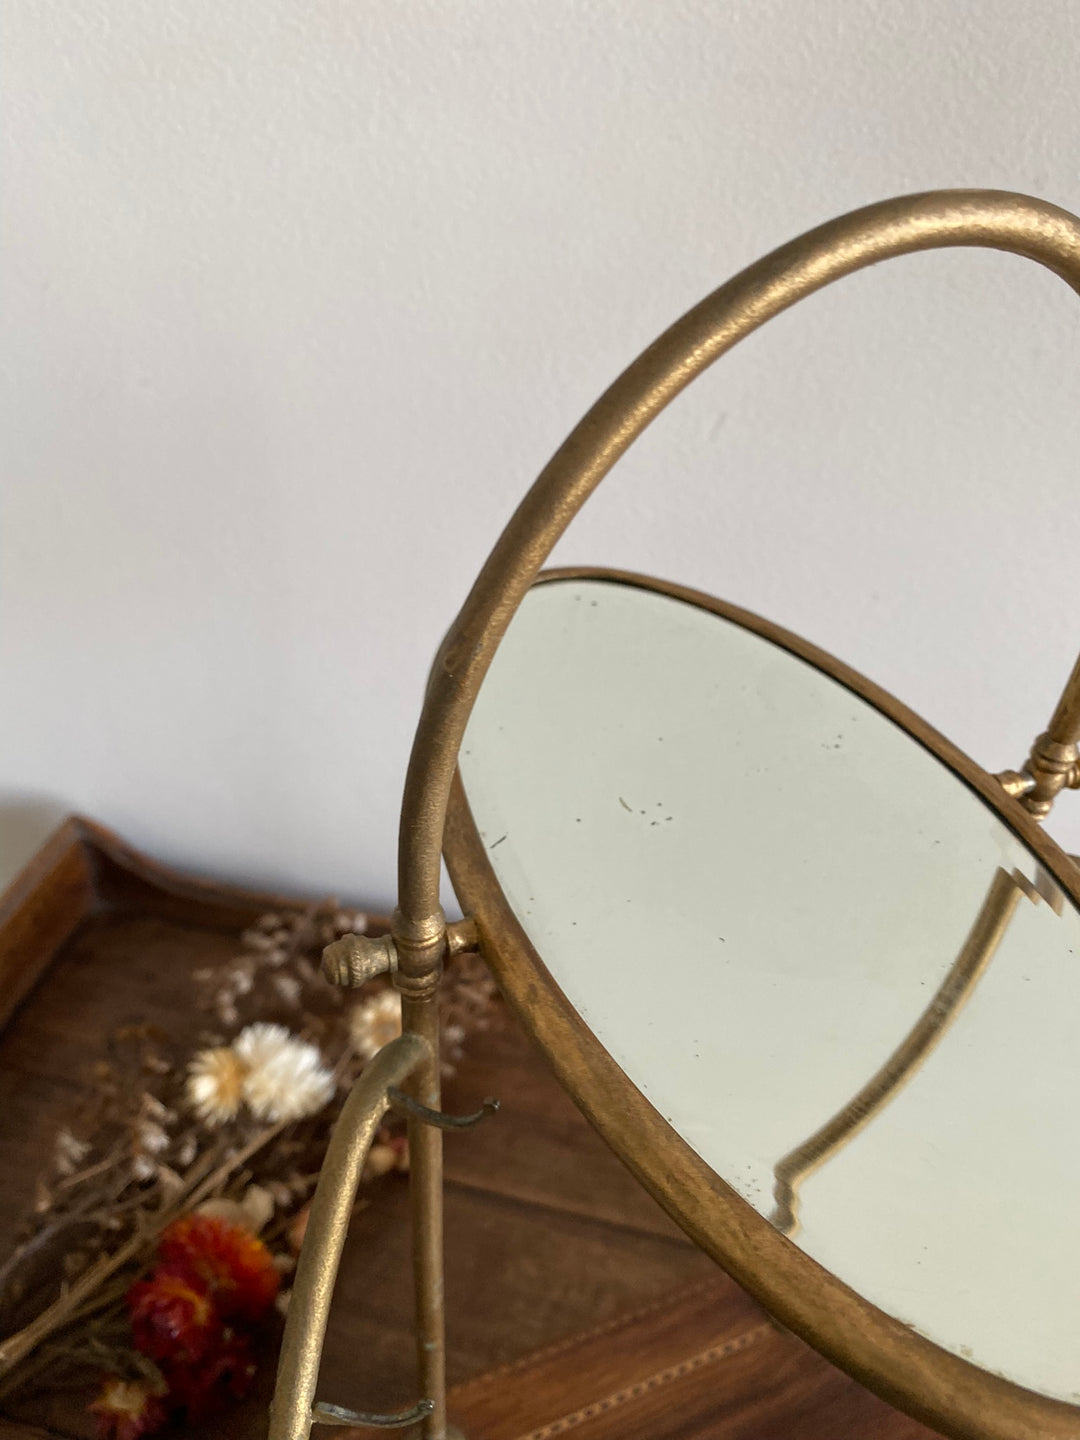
[445,567,1080,1429]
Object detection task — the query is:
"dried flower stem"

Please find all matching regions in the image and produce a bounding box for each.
[0,1120,286,1380]
[53,1147,125,1195]
[0,1215,89,1306]
[0,1338,64,1403]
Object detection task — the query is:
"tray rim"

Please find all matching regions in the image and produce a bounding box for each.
[0,815,387,1034]
[0,817,395,1439]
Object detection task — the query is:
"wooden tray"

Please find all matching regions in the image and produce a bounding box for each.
[0,819,940,1438]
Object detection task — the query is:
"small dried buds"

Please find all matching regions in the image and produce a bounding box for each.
[348,987,402,1062]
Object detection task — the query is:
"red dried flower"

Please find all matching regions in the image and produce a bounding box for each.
[90,1375,169,1440]
[120,1213,277,1433]
[128,1271,220,1364]
[155,1213,279,1322]
[166,1332,258,1420]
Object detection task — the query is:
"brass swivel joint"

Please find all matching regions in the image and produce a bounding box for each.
[322,918,480,988]
[997,734,1080,820]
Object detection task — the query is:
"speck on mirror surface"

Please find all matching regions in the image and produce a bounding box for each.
[458,577,1080,1406]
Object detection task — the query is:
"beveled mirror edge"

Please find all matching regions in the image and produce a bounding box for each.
[443,564,1080,1440]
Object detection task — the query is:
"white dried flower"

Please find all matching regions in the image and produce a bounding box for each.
[197,1182,274,1233]
[365,1143,398,1178]
[231,968,254,997]
[131,1114,170,1183]
[267,1180,293,1208]
[272,973,302,1007]
[53,1128,89,1177]
[330,908,367,935]
[174,1133,198,1168]
[235,1023,334,1123]
[348,989,402,1062]
[232,1022,289,1071]
[187,1046,248,1125]
[156,1165,185,1201]
[141,1094,176,1126]
[215,998,240,1027]
[135,1120,169,1157]
[242,931,278,953]
[241,1183,275,1230]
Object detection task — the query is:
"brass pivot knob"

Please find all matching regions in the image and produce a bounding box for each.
[322,932,398,988]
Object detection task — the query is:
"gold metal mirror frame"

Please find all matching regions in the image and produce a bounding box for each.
[445,565,1080,1440]
[271,190,1080,1440]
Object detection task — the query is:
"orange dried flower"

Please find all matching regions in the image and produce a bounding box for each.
[90,1375,169,1440]
[156,1213,279,1321]
[123,1212,278,1431]
[128,1271,219,1364]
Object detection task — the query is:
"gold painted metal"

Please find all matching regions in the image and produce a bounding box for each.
[397,194,1080,1435]
[286,191,1080,1440]
[401,189,1080,940]
[322,930,398,988]
[1017,735,1080,819]
[1000,648,1080,817]
[309,1399,432,1429]
[316,912,457,1437]
[770,865,1038,1237]
[391,906,449,1440]
[387,1085,499,1131]
[317,925,454,1439]
[321,920,477,993]
[268,1032,430,1440]
[445,917,480,957]
[995,768,1037,799]
[445,566,1080,1440]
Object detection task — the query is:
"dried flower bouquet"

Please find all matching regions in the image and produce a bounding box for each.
[0,902,496,1437]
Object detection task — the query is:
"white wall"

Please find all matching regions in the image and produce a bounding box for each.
[4,0,1080,909]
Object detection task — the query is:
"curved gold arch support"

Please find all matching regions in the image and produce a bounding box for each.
[400,189,1080,925]
[269,1033,430,1440]
[392,189,1080,1440]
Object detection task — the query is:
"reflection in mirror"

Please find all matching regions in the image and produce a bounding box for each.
[770,863,1058,1236]
[457,575,1080,1406]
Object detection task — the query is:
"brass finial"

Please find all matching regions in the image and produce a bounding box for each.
[321,932,398,988]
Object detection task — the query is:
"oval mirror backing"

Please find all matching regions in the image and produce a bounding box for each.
[453,572,1080,1409]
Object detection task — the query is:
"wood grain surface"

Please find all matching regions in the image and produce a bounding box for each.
[0,820,941,1439]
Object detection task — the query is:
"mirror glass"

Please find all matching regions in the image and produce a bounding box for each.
[457,575,1080,1406]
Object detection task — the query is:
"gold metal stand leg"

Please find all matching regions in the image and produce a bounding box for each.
[405,993,447,1440]
[392,906,452,1440]
[320,914,490,1440]
[268,1033,432,1440]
